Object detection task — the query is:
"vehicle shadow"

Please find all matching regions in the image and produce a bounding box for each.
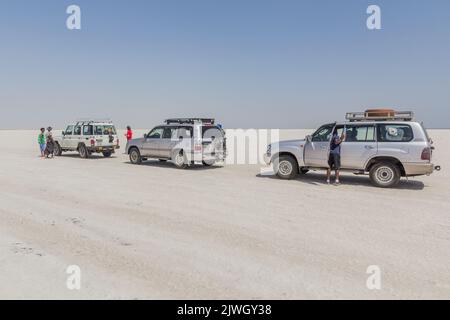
[56,153,114,160]
[255,172,425,190]
[123,160,224,170]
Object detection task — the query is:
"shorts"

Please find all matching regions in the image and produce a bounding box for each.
[328,153,341,170]
[39,144,46,153]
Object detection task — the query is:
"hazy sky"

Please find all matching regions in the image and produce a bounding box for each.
[1,0,449,129]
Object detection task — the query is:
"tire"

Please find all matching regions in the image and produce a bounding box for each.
[129,148,142,164]
[172,150,188,169]
[54,143,62,156]
[369,162,401,188]
[300,168,309,175]
[273,155,298,180]
[78,144,89,159]
[103,151,112,158]
[202,160,215,166]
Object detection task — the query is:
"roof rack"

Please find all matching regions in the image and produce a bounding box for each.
[165,118,215,125]
[346,111,414,122]
[75,119,113,126]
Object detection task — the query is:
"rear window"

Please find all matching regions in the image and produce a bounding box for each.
[377,124,414,142]
[94,125,117,135]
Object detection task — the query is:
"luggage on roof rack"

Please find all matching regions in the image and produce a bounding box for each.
[346,109,414,122]
[165,118,215,125]
[75,119,113,126]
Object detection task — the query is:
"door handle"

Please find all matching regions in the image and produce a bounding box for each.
[365,145,375,150]
[320,146,328,150]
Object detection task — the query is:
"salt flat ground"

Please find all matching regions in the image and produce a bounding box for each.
[0,129,449,299]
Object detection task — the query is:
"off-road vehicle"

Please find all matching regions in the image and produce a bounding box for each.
[54,120,120,158]
[126,118,226,168]
[264,110,441,188]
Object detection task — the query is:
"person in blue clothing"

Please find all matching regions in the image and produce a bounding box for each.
[326,129,346,185]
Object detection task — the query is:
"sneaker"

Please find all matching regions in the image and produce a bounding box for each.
[326,179,331,184]
[334,180,340,185]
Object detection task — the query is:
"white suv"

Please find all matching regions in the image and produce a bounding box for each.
[54,120,120,158]
[264,110,441,188]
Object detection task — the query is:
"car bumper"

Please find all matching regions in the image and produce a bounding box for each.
[88,145,119,153]
[404,163,435,176]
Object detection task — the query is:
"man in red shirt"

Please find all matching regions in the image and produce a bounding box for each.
[125,126,133,141]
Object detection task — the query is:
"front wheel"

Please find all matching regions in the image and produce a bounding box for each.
[369,162,401,188]
[129,148,142,164]
[273,155,298,180]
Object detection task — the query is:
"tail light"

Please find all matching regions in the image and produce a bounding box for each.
[90,139,95,146]
[194,143,202,152]
[421,147,431,161]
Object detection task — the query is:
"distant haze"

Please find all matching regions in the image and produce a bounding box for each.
[1,0,449,129]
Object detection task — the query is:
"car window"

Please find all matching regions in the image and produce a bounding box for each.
[162,127,176,139]
[74,126,82,135]
[345,125,375,142]
[378,124,413,142]
[65,125,74,135]
[177,127,193,138]
[104,125,116,135]
[83,125,93,136]
[312,124,335,142]
[148,127,163,139]
[94,126,103,135]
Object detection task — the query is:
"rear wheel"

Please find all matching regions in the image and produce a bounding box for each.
[369,162,401,188]
[78,145,89,159]
[103,151,112,158]
[54,143,62,156]
[129,148,142,164]
[173,150,188,169]
[273,155,298,180]
[202,159,215,166]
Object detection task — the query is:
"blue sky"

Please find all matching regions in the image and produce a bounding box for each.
[1,0,449,129]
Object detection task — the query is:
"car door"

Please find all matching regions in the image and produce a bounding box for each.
[142,127,163,157]
[340,124,377,169]
[61,125,74,148]
[72,125,82,149]
[159,127,178,158]
[304,123,335,167]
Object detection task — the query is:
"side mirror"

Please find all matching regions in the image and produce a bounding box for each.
[144,133,148,138]
[306,135,312,142]
[62,131,65,136]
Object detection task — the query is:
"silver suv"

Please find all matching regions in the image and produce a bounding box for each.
[264,110,441,188]
[126,118,226,168]
[54,120,120,158]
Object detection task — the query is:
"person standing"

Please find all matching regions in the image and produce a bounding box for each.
[327,130,346,185]
[38,128,46,157]
[125,126,133,141]
[45,127,55,158]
